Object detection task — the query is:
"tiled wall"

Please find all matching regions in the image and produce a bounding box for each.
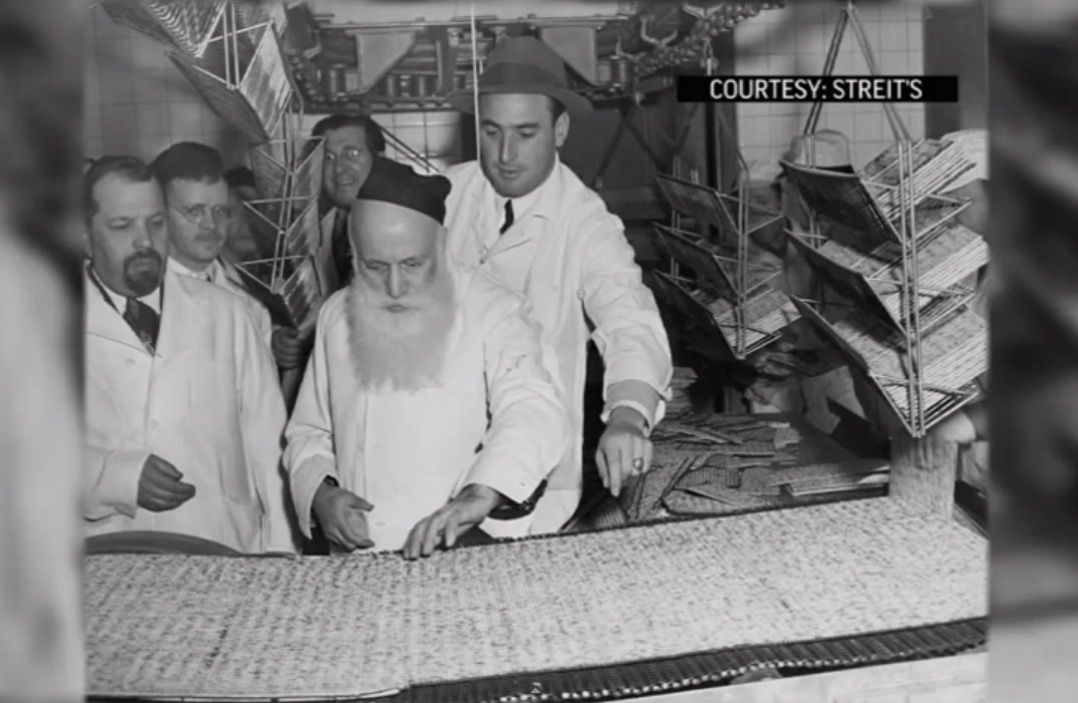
[734,2,925,176]
[84,3,249,166]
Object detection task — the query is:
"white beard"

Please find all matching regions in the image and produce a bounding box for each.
[345,269,457,393]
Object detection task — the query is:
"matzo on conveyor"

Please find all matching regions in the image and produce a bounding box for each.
[85,499,986,701]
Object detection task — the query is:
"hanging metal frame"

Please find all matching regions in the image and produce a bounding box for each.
[802,1,926,436]
[660,48,766,360]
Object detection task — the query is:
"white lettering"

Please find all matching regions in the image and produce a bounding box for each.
[910,78,923,100]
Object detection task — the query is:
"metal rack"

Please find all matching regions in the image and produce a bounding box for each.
[647,56,795,362]
[100,0,336,327]
[782,1,983,438]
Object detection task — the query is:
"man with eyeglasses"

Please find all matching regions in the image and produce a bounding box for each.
[151,143,274,349]
[83,156,296,553]
[307,113,387,290]
[152,143,316,384]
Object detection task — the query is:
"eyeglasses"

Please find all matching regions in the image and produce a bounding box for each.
[171,203,237,225]
[325,146,369,164]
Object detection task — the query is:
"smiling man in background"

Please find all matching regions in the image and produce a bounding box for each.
[308,113,387,289]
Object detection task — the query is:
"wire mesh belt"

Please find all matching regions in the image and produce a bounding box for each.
[85,499,986,701]
[403,619,986,703]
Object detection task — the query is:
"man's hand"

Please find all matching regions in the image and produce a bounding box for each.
[272,326,314,370]
[137,454,196,512]
[596,406,652,498]
[311,483,374,552]
[403,484,502,560]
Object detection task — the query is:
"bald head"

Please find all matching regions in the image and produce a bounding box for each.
[349,200,444,305]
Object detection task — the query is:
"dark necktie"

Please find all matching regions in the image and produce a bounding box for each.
[332,209,353,287]
[499,200,515,235]
[124,297,160,354]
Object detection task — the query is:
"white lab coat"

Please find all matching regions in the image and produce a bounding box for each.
[443,158,673,532]
[83,266,296,553]
[167,256,274,350]
[284,264,568,551]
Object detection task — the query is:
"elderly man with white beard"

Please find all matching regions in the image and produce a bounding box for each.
[283,157,568,559]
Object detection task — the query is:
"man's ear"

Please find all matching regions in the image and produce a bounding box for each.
[554,112,570,148]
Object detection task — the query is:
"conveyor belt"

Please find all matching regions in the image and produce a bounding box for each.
[403,618,986,703]
[85,499,987,701]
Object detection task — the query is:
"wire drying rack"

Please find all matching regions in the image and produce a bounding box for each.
[780,1,983,438]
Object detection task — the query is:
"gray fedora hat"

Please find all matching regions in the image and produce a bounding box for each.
[446,36,593,120]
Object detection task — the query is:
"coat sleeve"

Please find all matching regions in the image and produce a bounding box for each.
[83,444,148,520]
[463,286,569,504]
[236,308,297,554]
[254,304,274,353]
[282,304,339,540]
[577,212,674,427]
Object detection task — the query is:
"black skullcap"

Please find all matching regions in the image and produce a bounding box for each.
[354,157,451,225]
[224,166,256,190]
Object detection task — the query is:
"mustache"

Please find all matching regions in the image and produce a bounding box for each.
[381,300,419,313]
[124,250,163,269]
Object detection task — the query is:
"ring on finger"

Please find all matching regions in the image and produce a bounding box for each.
[632,457,645,472]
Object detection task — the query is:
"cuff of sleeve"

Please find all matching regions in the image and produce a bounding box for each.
[602,357,673,402]
[464,453,540,507]
[600,399,655,433]
[291,455,337,540]
[95,447,151,519]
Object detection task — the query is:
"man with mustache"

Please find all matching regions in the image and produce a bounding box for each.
[83,156,296,553]
[284,157,567,559]
[151,142,274,352]
[442,37,673,533]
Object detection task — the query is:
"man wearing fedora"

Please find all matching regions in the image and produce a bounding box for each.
[442,36,673,535]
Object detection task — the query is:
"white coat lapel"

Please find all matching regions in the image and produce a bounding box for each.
[518,164,567,306]
[464,171,488,265]
[84,268,150,354]
[153,269,206,360]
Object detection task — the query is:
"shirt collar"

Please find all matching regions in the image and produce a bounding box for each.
[168,256,218,284]
[492,154,561,223]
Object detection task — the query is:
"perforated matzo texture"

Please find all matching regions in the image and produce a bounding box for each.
[85,499,986,699]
